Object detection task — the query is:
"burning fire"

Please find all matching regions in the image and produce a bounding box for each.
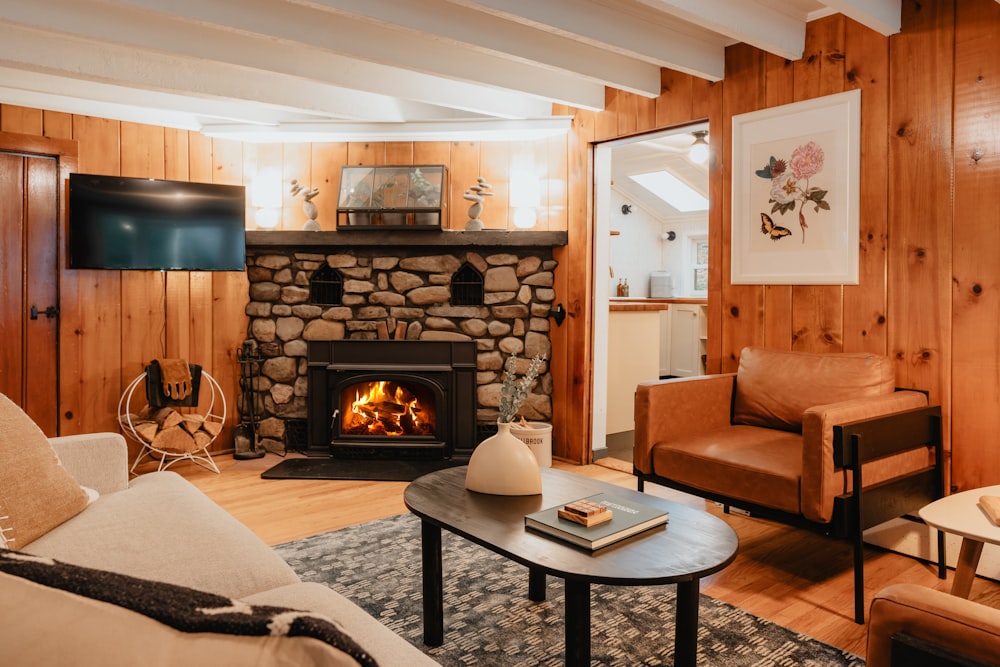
[345,381,434,437]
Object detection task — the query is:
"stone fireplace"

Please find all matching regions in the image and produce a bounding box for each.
[243,230,566,457]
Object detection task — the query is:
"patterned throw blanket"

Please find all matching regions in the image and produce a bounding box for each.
[0,549,378,666]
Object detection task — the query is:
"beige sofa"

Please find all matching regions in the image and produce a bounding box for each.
[0,395,437,666]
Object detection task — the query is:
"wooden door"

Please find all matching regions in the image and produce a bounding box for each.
[0,151,59,434]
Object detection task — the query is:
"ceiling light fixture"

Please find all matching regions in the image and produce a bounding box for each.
[689,130,709,164]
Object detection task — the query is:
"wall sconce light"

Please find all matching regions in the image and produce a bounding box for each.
[252,168,283,229]
[510,170,541,229]
[661,231,676,241]
[689,131,709,164]
[621,204,632,215]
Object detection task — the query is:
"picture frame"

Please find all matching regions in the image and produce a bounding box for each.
[730,89,861,285]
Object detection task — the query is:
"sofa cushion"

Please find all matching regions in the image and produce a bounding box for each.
[0,393,88,549]
[732,347,896,433]
[650,425,803,514]
[0,568,365,667]
[27,470,302,599]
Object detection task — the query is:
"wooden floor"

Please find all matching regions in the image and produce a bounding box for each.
[165,453,1000,661]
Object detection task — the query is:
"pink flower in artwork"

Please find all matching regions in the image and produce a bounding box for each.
[789,141,825,180]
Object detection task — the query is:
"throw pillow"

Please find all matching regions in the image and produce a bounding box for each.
[0,393,88,549]
[0,549,379,667]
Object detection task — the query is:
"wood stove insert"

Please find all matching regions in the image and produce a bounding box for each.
[307,340,477,460]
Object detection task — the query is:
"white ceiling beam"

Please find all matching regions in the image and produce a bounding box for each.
[445,0,726,81]
[819,0,901,35]
[632,0,806,60]
[90,0,606,110]
[200,117,574,144]
[0,23,434,123]
[287,0,662,98]
[0,0,563,118]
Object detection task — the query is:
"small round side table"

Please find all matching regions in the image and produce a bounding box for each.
[919,484,1000,598]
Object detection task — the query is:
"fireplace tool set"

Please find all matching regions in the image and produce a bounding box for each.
[234,339,265,460]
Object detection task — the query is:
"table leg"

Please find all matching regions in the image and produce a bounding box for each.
[674,579,700,667]
[952,537,985,599]
[564,579,590,667]
[528,567,546,601]
[420,520,444,646]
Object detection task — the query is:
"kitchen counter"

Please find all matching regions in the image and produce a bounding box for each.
[609,297,707,312]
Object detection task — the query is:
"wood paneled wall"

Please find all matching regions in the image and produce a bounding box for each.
[557,0,998,490]
[1,0,997,490]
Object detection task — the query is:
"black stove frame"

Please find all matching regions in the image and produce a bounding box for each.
[307,340,478,460]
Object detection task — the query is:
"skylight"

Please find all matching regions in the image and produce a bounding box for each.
[628,171,708,212]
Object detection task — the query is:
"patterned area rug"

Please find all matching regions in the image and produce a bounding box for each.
[275,513,865,666]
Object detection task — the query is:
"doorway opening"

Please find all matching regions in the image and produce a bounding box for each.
[592,123,710,469]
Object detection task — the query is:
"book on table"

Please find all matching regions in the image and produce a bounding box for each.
[524,493,669,550]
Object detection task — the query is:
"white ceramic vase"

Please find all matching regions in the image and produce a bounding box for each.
[465,421,542,495]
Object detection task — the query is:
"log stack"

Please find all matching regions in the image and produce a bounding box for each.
[121,405,222,454]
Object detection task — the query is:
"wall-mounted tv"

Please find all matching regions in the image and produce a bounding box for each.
[68,173,247,271]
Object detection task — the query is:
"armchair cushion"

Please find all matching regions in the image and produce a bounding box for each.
[0,393,88,550]
[732,347,896,433]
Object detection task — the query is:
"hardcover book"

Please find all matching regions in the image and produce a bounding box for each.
[524,493,668,550]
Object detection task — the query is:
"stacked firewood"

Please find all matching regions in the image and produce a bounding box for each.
[121,406,222,454]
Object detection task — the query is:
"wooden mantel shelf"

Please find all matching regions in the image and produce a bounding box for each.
[246,229,568,249]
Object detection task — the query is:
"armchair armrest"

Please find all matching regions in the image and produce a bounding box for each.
[634,373,736,475]
[868,583,1000,666]
[48,433,129,494]
[800,390,929,523]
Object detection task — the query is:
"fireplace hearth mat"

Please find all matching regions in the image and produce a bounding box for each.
[261,457,463,482]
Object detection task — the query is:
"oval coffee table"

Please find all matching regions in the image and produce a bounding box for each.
[404,466,739,666]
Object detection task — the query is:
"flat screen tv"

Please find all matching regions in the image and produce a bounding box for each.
[68,173,247,271]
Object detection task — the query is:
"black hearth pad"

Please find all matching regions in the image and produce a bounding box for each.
[261,457,462,482]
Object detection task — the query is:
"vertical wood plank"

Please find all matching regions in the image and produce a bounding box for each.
[119,122,166,387]
[0,154,25,403]
[656,70,695,127]
[449,142,481,231]
[701,80,725,374]
[551,106,596,462]
[843,18,890,355]
[311,142,348,231]
[62,115,122,435]
[43,111,73,140]
[950,0,1000,490]
[0,105,42,134]
[210,138,249,452]
[545,134,569,232]
[721,43,767,371]
[887,0,954,409]
[762,53,795,351]
[790,15,846,353]
[479,141,509,229]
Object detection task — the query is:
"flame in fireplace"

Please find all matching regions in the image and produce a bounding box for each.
[346,381,433,437]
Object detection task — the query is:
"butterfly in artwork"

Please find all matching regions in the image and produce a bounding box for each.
[760,213,791,241]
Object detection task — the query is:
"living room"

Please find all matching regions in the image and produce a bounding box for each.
[3,0,1000,664]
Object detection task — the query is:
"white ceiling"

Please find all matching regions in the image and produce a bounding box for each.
[0,0,902,143]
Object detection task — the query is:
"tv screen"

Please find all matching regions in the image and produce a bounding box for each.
[68,174,247,271]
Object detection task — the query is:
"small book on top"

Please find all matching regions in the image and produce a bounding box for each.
[524,493,668,550]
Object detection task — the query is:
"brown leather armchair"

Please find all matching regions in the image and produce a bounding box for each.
[634,347,945,623]
[868,584,1000,666]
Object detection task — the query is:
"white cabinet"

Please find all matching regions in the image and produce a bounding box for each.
[668,303,706,377]
[606,309,663,435]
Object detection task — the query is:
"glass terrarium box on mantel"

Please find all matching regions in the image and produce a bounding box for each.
[337,165,448,230]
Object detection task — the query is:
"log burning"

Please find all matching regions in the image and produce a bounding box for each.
[344,381,435,437]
